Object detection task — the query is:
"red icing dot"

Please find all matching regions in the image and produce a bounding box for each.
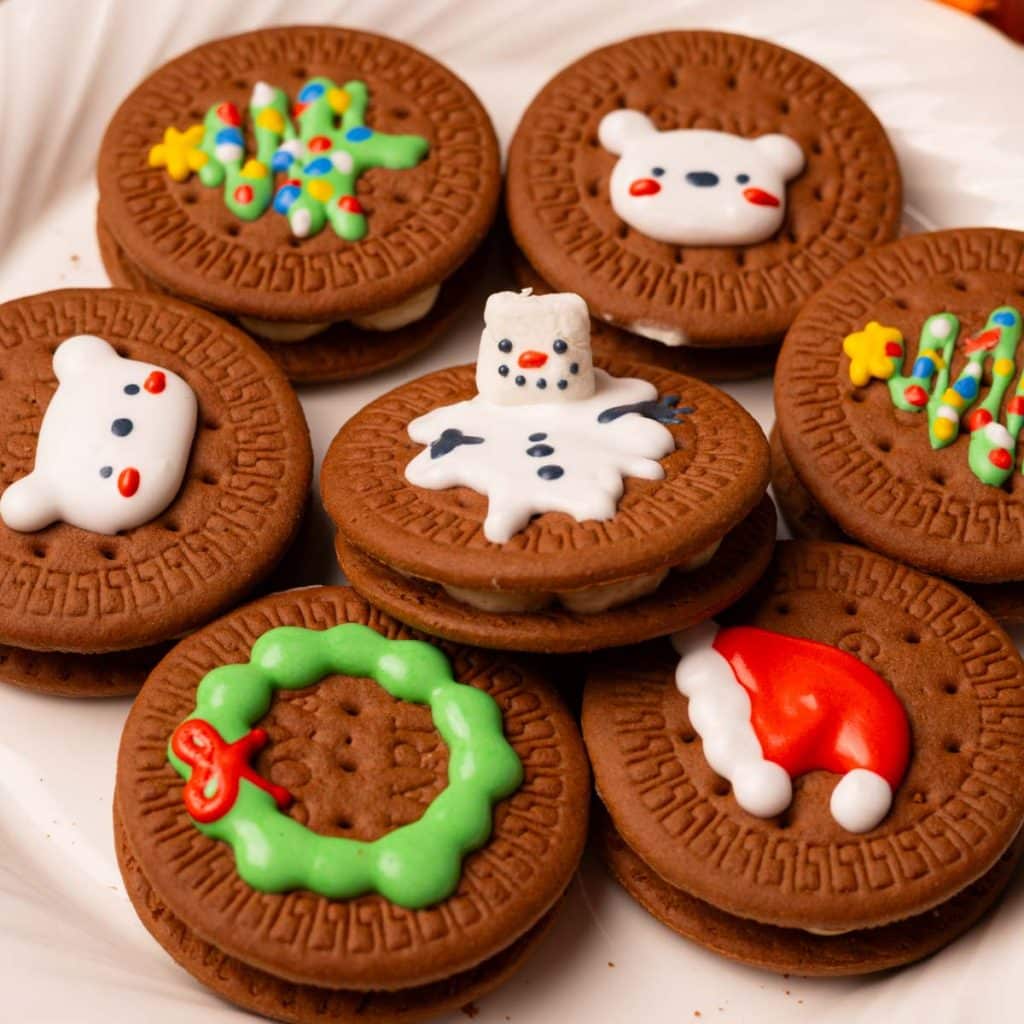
[966,408,994,432]
[118,467,140,498]
[143,370,166,394]
[628,178,661,196]
[1009,395,1024,417]
[217,102,241,126]
[990,448,1013,470]
[903,385,927,408]
[308,135,331,152]
[884,342,903,357]
[337,194,364,214]
[234,184,254,205]
[285,178,301,188]
[292,101,309,118]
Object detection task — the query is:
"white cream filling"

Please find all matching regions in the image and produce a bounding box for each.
[438,539,721,614]
[624,319,691,347]
[239,283,441,342]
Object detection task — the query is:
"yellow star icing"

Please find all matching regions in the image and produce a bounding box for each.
[842,321,904,387]
[148,125,207,182]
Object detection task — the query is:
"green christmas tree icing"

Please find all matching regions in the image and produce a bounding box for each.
[843,306,1024,486]
[148,78,429,241]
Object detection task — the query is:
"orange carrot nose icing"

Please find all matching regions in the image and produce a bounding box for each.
[117,467,141,498]
[742,186,780,207]
[518,350,548,369]
[143,370,166,393]
[628,177,661,196]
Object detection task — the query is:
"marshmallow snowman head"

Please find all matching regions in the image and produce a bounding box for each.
[476,290,595,406]
[0,335,198,535]
[599,110,805,247]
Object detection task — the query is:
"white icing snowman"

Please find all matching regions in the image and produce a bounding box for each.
[406,290,687,544]
[0,335,198,535]
[599,109,805,247]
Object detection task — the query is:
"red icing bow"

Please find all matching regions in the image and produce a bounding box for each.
[171,719,293,823]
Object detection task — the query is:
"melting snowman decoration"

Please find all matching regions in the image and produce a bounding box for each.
[0,335,198,535]
[405,290,689,544]
[599,109,805,247]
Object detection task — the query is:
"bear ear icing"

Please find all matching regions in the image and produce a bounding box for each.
[52,334,119,383]
[0,472,61,533]
[598,109,657,155]
[752,134,805,181]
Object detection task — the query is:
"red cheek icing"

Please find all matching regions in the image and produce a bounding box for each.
[629,178,661,196]
[742,187,780,207]
[712,626,910,789]
[518,350,548,369]
[338,194,364,214]
[118,467,140,498]
[143,370,166,394]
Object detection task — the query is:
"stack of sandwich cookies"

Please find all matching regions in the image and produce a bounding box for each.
[115,586,589,1023]
[0,289,311,696]
[583,541,1024,974]
[506,30,901,377]
[774,228,1024,623]
[97,26,501,383]
[322,289,775,653]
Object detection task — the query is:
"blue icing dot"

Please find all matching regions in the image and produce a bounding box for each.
[298,82,326,103]
[271,149,295,173]
[123,383,140,395]
[215,126,244,147]
[954,377,978,400]
[911,357,934,379]
[994,311,1017,326]
[273,184,301,214]
[99,466,113,479]
[527,444,554,457]
[111,418,133,437]
[346,126,373,142]
[538,465,564,481]
[304,156,333,177]
[528,432,547,441]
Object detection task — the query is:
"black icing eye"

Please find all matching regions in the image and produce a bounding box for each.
[553,339,568,354]
[99,466,113,478]
[498,338,513,353]
[651,166,665,177]
[570,362,579,375]
[498,364,509,376]
[111,418,133,437]
[736,173,750,184]
[123,384,140,395]
[515,375,526,386]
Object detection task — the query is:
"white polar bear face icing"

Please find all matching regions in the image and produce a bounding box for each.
[476,289,594,405]
[407,291,688,543]
[0,335,198,535]
[598,109,805,247]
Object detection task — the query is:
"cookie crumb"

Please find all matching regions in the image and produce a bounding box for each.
[608,961,615,968]
[70,254,80,265]
[462,1003,480,1020]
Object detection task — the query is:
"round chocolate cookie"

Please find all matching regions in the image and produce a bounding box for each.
[512,248,778,382]
[583,541,1024,946]
[98,213,487,385]
[0,289,311,655]
[98,25,500,331]
[596,808,1024,977]
[776,228,1024,583]
[0,642,167,698]
[507,30,900,349]
[115,586,589,1008]
[334,495,776,653]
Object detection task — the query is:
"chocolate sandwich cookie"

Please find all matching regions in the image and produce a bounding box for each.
[0,289,311,694]
[97,25,500,382]
[583,540,1024,973]
[776,228,1024,584]
[322,289,772,653]
[115,586,588,1022]
[507,30,900,359]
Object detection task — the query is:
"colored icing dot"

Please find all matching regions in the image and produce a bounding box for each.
[234,184,254,204]
[931,318,952,338]
[529,433,548,441]
[304,157,332,177]
[1009,396,1024,417]
[515,375,526,386]
[271,150,294,172]
[273,184,301,214]
[215,126,244,147]
[965,361,984,379]
[553,339,568,354]
[111,418,133,437]
[292,101,309,118]
[118,467,140,497]
[911,357,934,378]
[538,465,564,481]
[527,445,555,457]
[256,108,285,133]
[570,363,579,375]
[337,194,364,214]
[966,408,994,432]
[328,88,350,113]
[986,422,1014,447]
[298,82,326,103]
[123,384,140,395]
[308,135,332,153]
[953,377,978,400]
[995,311,1017,326]
[217,102,241,126]
[144,370,166,394]
[903,385,928,408]
[933,417,956,442]
[498,365,509,377]
[346,126,373,142]
[99,466,113,478]
[942,387,964,408]
[994,357,1015,377]
[332,151,355,173]
[241,159,268,179]
[989,448,1013,471]
[884,342,903,357]
[307,179,333,202]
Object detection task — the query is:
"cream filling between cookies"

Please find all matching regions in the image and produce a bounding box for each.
[436,539,722,614]
[238,283,442,342]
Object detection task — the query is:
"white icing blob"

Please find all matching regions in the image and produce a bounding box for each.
[0,335,197,535]
[829,769,893,833]
[598,109,804,247]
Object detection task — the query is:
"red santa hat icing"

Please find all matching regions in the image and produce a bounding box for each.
[671,621,910,833]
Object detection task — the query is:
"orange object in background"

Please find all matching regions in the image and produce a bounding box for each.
[938,0,1024,40]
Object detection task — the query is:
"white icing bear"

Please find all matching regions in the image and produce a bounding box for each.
[599,109,804,246]
[406,290,686,544]
[0,335,198,535]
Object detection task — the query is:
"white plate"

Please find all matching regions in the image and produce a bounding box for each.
[2,1,1024,1021]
